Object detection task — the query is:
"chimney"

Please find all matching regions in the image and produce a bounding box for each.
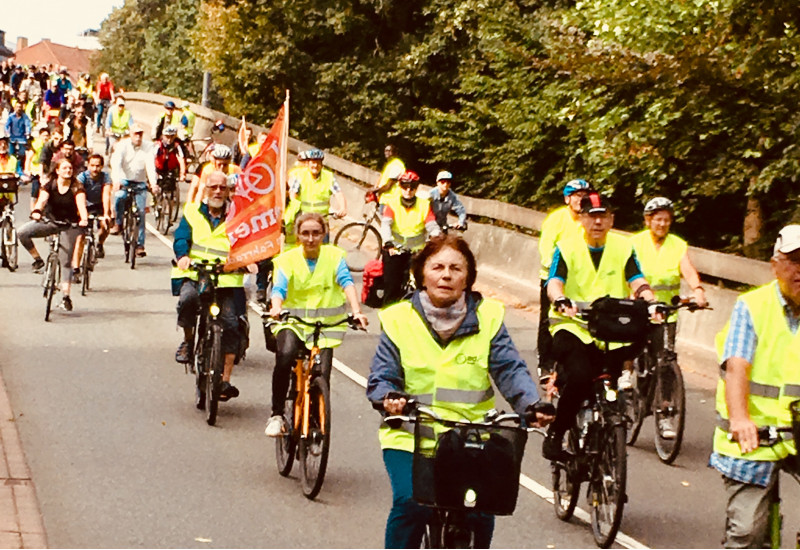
[0,30,5,49]
[15,37,27,52]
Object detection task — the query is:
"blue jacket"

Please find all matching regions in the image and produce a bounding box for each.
[171,203,227,295]
[366,290,541,415]
[5,113,31,144]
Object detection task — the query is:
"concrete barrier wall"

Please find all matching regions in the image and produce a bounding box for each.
[123,93,753,355]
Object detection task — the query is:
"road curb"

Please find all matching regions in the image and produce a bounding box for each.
[0,369,47,549]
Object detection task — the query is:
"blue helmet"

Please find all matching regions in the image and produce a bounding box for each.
[563,179,591,197]
[305,148,324,161]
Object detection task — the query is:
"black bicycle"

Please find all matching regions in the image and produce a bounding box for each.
[41,219,77,322]
[0,174,19,271]
[120,183,145,269]
[550,297,652,548]
[385,399,529,548]
[623,296,711,464]
[153,171,180,235]
[78,215,99,296]
[333,190,382,272]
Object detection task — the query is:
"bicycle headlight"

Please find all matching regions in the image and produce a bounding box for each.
[605,388,617,402]
[210,303,220,317]
[464,488,477,508]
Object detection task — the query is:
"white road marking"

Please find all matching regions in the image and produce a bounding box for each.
[151,226,649,549]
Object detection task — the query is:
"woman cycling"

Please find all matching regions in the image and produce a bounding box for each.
[19,158,88,312]
[264,212,368,437]
[366,234,553,548]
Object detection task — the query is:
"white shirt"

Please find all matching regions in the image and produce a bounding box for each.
[111,138,156,184]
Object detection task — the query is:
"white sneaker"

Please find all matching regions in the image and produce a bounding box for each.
[658,418,677,439]
[264,415,286,438]
[617,369,634,391]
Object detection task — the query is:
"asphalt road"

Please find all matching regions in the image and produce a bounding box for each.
[0,181,798,549]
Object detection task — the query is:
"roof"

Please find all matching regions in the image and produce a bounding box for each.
[0,43,13,59]
[13,40,93,79]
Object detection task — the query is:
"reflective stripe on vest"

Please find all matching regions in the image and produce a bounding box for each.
[548,232,633,349]
[297,168,334,214]
[110,110,132,134]
[716,414,794,440]
[538,206,585,279]
[377,298,505,453]
[272,244,348,349]
[713,281,800,461]
[631,231,687,320]
[387,195,431,252]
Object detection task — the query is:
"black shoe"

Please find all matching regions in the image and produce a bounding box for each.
[136,247,146,258]
[32,258,44,273]
[219,382,239,402]
[72,272,82,284]
[59,296,73,312]
[96,244,105,259]
[542,430,569,463]
[175,341,192,364]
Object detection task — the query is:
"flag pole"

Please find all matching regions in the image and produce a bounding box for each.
[279,89,290,213]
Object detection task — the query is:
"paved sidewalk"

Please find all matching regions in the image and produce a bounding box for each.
[0,370,47,549]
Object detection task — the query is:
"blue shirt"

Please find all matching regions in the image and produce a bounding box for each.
[171,203,227,295]
[4,113,31,143]
[77,169,111,210]
[271,256,354,301]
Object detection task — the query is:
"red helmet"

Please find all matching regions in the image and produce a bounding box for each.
[398,170,420,184]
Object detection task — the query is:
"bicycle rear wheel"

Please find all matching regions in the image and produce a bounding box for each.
[299,376,331,499]
[2,218,17,272]
[653,359,686,464]
[194,329,206,410]
[161,192,173,234]
[553,428,581,521]
[590,423,627,548]
[154,193,167,234]
[276,381,297,477]
[623,359,648,446]
[205,325,223,425]
[44,255,59,322]
[333,222,381,272]
[122,205,133,264]
[81,240,93,296]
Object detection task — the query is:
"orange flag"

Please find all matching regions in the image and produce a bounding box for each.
[225,106,285,270]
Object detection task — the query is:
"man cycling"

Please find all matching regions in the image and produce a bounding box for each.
[110,124,157,257]
[63,104,94,157]
[187,145,240,203]
[710,225,800,548]
[76,154,112,259]
[153,101,182,141]
[93,73,115,131]
[154,125,186,187]
[542,192,659,461]
[537,179,592,379]
[428,170,467,232]
[24,127,49,210]
[283,148,347,240]
[371,144,405,209]
[105,97,133,157]
[379,170,441,306]
[172,171,253,401]
[0,137,19,205]
[4,100,31,174]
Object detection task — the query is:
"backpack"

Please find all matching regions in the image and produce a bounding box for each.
[362,258,385,309]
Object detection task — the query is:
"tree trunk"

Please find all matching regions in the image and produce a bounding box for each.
[743,195,763,258]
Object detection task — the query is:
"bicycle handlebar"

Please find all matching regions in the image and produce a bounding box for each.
[262,310,366,332]
[383,396,526,431]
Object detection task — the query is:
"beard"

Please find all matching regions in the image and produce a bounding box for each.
[207,197,226,209]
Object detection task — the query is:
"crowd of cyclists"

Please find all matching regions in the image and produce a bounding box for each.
[2,59,799,549]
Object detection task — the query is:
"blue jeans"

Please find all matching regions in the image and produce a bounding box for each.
[96,99,110,129]
[115,180,147,246]
[382,449,494,549]
[9,142,26,175]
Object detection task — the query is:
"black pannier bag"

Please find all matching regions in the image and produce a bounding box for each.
[586,296,650,344]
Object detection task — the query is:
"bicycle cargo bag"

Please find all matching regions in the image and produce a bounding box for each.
[362,258,385,309]
[587,296,650,343]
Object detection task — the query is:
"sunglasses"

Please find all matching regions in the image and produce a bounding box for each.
[398,182,419,189]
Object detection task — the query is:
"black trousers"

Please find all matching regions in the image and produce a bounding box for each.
[537,278,554,374]
[382,249,412,306]
[271,329,332,416]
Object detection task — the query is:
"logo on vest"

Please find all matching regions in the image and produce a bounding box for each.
[455,354,479,365]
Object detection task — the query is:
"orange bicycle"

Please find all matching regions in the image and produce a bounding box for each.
[262,311,363,499]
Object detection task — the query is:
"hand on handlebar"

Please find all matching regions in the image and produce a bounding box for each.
[352,312,369,329]
[526,401,556,428]
[554,296,577,317]
[648,302,666,323]
[176,256,191,271]
[267,305,282,319]
[383,392,408,416]
[728,417,759,454]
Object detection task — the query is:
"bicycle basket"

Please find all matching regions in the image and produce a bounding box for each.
[0,175,19,194]
[586,296,650,344]
[412,421,527,516]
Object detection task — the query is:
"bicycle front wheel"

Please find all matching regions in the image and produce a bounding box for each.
[333,222,381,272]
[44,255,59,322]
[129,209,138,270]
[276,384,297,477]
[653,359,686,464]
[205,325,224,426]
[553,428,581,521]
[3,218,17,272]
[590,423,627,548]
[299,376,331,499]
[624,361,648,446]
[169,189,180,223]
[122,207,133,263]
[81,240,93,296]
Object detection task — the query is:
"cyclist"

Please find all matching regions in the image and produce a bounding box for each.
[283,148,346,238]
[39,127,64,178]
[4,100,31,174]
[105,97,133,157]
[154,125,186,185]
[18,158,88,310]
[542,192,659,461]
[264,212,368,437]
[379,170,441,306]
[371,144,405,208]
[24,127,49,210]
[428,170,467,232]
[76,154,112,258]
[0,137,19,205]
[537,178,592,378]
[153,100,181,141]
[63,103,93,156]
[622,197,708,402]
[178,101,196,144]
[367,234,553,549]
[187,144,240,204]
[709,224,800,548]
[93,73,115,132]
[50,140,86,176]
[172,171,253,401]
[110,124,157,257]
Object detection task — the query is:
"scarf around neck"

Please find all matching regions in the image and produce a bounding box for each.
[419,291,468,343]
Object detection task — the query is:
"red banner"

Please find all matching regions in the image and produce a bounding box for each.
[225,105,285,270]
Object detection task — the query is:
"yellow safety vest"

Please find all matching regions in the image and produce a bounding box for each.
[538,206,584,279]
[182,109,196,138]
[378,157,405,205]
[296,168,335,215]
[29,138,45,176]
[548,232,634,349]
[631,231,687,322]
[387,194,431,252]
[110,110,132,135]
[713,282,800,461]
[170,203,243,288]
[377,298,505,452]
[272,244,348,348]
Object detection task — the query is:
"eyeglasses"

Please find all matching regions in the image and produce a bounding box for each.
[398,182,419,189]
[299,230,324,238]
[206,185,226,191]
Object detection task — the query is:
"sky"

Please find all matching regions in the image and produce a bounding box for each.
[0,0,122,46]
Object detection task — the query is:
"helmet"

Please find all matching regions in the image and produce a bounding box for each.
[398,171,420,185]
[580,192,613,214]
[563,179,591,197]
[644,197,674,215]
[211,144,232,160]
[305,148,324,161]
[164,100,176,109]
[297,150,309,161]
[163,125,178,136]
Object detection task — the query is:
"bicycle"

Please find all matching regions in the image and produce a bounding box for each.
[0,174,19,272]
[40,219,77,322]
[333,190,382,272]
[153,171,180,235]
[623,296,711,464]
[77,215,99,296]
[384,399,530,548]
[550,297,651,548]
[120,182,145,269]
[262,311,363,499]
